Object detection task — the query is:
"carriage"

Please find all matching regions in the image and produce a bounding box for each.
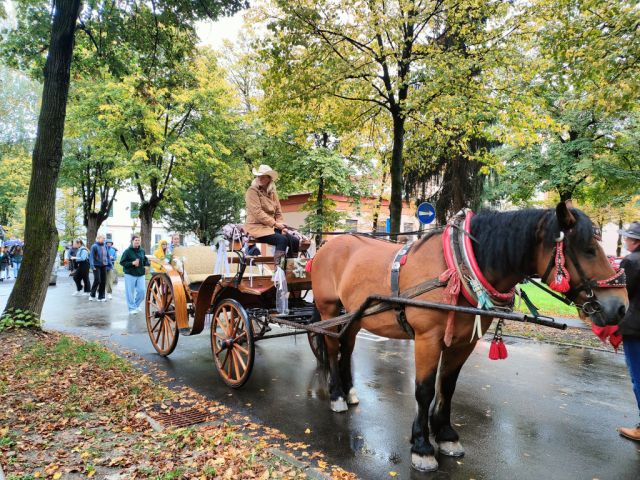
[144,241,331,388]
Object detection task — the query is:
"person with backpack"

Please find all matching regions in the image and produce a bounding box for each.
[0,247,12,280]
[71,239,91,295]
[89,234,112,302]
[105,240,118,300]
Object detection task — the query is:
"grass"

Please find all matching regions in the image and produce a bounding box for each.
[514,281,579,318]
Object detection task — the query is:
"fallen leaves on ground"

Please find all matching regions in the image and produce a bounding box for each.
[0,330,356,479]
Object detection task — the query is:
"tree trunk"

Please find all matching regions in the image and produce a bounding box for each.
[372,170,388,232]
[617,217,623,257]
[314,175,324,246]
[5,0,82,319]
[139,203,155,253]
[86,214,99,248]
[389,114,405,235]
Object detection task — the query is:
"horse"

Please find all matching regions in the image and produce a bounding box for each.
[310,202,628,472]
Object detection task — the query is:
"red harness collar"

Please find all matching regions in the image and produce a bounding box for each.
[442,210,515,307]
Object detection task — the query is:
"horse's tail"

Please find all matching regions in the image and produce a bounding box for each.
[311,306,329,368]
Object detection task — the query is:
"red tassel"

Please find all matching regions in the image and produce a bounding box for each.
[497,339,508,359]
[549,274,570,293]
[305,258,313,273]
[489,339,500,360]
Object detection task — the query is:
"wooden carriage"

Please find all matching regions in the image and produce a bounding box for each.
[145,244,321,388]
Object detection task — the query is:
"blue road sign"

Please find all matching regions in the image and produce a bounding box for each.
[416,202,436,225]
[385,218,391,233]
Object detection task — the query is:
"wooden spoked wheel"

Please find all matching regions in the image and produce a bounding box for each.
[211,299,255,388]
[145,274,179,356]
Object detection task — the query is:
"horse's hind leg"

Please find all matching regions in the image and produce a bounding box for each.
[339,324,359,405]
[430,342,476,457]
[317,301,348,412]
[410,335,443,472]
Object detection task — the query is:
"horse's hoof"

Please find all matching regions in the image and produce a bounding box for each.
[347,387,359,405]
[411,453,438,472]
[330,397,348,412]
[438,440,465,457]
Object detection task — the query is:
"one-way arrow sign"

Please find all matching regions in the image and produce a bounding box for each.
[416,202,436,225]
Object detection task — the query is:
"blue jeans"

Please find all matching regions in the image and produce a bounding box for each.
[623,336,640,418]
[124,274,145,312]
[13,260,20,278]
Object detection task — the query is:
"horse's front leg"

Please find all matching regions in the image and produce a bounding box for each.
[411,335,443,472]
[430,341,477,457]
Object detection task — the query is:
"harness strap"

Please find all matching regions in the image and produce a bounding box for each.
[391,242,415,338]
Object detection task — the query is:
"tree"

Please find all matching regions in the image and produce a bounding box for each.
[0,0,247,319]
[56,187,84,243]
[161,158,245,245]
[256,0,529,233]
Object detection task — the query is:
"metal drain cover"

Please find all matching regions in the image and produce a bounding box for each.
[149,408,211,428]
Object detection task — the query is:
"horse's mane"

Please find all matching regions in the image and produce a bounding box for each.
[471,208,596,277]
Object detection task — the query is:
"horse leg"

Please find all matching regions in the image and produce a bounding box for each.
[338,325,359,405]
[325,335,348,412]
[430,342,476,457]
[410,336,442,472]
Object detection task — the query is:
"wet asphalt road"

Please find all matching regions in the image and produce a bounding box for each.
[3,272,640,479]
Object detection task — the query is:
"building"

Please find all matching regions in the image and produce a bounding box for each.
[279,193,421,237]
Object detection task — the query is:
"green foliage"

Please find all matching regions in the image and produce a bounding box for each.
[0,308,41,331]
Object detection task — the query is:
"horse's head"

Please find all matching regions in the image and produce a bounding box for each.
[535,202,628,327]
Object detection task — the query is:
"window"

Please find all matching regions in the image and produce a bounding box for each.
[403,223,415,233]
[130,202,139,219]
[376,222,387,233]
[154,234,161,244]
[345,219,358,232]
[108,205,114,218]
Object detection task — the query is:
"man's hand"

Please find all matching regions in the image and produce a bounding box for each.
[132,259,140,267]
[275,223,286,230]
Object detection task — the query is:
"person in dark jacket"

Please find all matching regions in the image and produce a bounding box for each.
[89,234,112,302]
[617,221,640,442]
[71,239,91,295]
[0,246,11,280]
[119,235,149,315]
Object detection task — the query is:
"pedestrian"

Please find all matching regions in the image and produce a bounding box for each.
[0,247,12,280]
[67,242,77,273]
[10,245,23,278]
[71,239,91,296]
[89,234,112,302]
[105,240,118,300]
[151,239,168,272]
[120,234,149,315]
[244,164,299,270]
[617,221,640,442]
[165,233,182,263]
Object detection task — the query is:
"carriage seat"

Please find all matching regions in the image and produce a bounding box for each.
[170,245,272,283]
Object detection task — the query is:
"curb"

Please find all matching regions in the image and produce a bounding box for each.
[266,448,332,480]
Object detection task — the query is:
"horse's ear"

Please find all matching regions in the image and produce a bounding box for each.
[556,201,576,231]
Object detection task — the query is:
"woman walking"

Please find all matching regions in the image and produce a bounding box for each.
[89,234,112,302]
[10,246,23,278]
[71,239,91,295]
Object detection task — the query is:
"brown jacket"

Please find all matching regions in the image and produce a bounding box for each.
[244,185,284,238]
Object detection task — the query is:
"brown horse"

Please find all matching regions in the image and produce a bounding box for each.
[311,203,628,472]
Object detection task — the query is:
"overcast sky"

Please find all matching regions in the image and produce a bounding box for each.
[196,11,245,49]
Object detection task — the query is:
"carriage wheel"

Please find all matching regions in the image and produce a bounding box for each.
[307,333,326,364]
[146,274,179,356]
[211,299,255,388]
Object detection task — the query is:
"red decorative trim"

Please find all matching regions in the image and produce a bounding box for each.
[462,211,515,302]
[442,225,476,305]
[596,268,626,288]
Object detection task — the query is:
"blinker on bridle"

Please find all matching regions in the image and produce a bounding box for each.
[541,230,626,320]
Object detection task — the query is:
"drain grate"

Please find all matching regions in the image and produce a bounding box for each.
[149,408,211,428]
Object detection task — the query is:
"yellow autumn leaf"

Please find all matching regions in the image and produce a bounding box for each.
[53,473,62,480]
[304,428,311,434]
[317,460,328,470]
[33,473,42,479]
[87,470,96,478]
[389,472,397,477]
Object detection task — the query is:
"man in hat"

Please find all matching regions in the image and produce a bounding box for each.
[617,221,640,441]
[244,164,299,269]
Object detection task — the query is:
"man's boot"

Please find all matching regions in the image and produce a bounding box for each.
[273,250,287,271]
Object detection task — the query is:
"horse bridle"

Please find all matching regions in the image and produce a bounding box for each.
[541,231,626,320]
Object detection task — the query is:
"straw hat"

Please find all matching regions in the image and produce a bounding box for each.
[252,164,278,181]
[618,222,640,240]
